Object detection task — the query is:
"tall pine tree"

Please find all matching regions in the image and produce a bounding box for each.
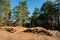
[0,0,10,26]
[14,0,30,26]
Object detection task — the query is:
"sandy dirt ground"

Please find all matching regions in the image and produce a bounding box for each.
[0,26,60,40]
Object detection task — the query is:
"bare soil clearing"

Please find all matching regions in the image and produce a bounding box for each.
[0,26,60,40]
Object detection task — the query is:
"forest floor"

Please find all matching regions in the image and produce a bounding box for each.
[0,26,60,40]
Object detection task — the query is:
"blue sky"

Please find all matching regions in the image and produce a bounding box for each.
[10,0,55,16]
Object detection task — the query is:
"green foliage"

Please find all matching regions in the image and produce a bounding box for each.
[39,1,59,30]
[30,1,60,30]
[31,7,40,27]
[0,0,60,31]
[13,1,30,26]
[0,0,10,26]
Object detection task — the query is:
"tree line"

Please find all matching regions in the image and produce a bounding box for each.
[0,0,60,30]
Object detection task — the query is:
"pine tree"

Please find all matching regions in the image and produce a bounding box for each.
[31,7,40,27]
[40,1,59,29]
[14,0,30,26]
[0,0,10,26]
